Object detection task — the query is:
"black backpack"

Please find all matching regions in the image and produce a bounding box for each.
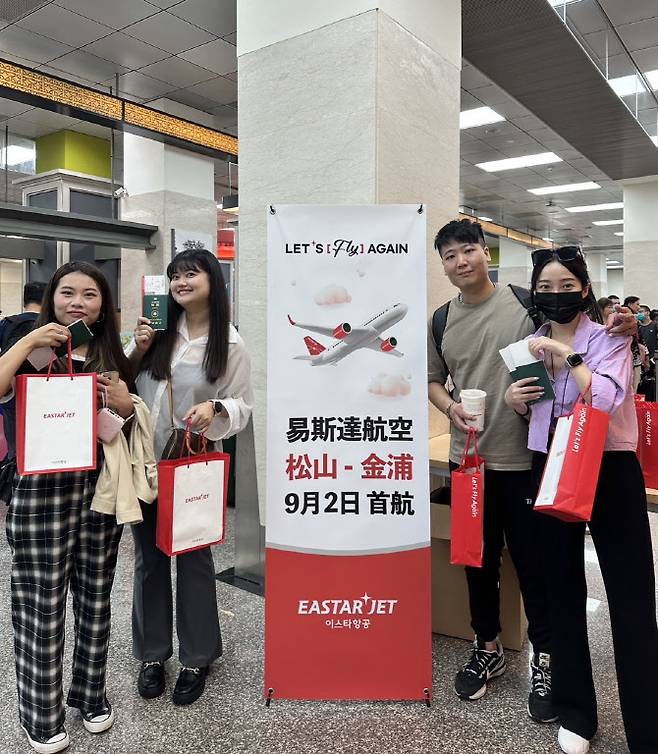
[431,284,543,373]
[0,313,36,353]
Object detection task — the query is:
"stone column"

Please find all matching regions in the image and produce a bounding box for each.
[584,252,608,299]
[623,177,658,305]
[120,133,217,330]
[497,237,532,288]
[238,0,462,519]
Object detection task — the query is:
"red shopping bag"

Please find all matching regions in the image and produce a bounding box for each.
[534,396,609,522]
[156,430,230,556]
[636,402,658,488]
[15,341,97,475]
[450,429,484,567]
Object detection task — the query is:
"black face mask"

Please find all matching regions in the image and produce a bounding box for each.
[533,291,587,324]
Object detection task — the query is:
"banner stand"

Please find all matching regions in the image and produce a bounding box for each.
[263,687,431,708]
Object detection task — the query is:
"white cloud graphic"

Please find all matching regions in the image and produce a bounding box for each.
[314,285,352,306]
[368,373,411,398]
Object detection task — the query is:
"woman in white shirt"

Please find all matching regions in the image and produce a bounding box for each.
[129,248,253,706]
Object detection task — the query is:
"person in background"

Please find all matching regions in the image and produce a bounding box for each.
[608,294,620,307]
[0,282,47,460]
[651,309,658,326]
[128,248,253,707]
[638,305,657,400]
[505,247,658,754]
[623,296,643,391]
[0,262,134,754]
[596,297,613,321]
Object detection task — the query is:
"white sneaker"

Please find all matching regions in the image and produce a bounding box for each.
[558,726,590,754]
[21,726,70,754]
[81,701,115,734]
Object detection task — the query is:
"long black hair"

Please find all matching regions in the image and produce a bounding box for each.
[37,260,133,383]
[530,250,603,325]
[140,248,230,383]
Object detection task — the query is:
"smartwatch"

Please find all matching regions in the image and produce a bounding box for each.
[565,353,583,369]
[209,399,224,415]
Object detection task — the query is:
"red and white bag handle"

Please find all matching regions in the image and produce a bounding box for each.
[458,428,482,472]
[46,337,73,381]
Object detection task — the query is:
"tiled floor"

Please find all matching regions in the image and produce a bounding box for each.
[0,505,655,754]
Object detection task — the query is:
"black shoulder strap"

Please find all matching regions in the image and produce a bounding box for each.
[431,300,451,369]
[508,284,543,331]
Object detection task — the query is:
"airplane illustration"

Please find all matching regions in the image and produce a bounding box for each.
[288,303,407,365]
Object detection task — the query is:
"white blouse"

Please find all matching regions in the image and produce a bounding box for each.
[135,317,253,460]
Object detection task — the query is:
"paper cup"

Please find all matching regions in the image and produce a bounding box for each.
[460,389,486,432]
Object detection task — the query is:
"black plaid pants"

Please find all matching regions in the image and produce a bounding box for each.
[5,469,123,740]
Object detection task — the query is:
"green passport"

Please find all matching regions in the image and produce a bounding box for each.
[511,361,555,405]
[142,276,168,331]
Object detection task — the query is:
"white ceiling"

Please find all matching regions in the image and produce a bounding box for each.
[0,0,238,135]
[0,0,655,262]
[460,61,624,256]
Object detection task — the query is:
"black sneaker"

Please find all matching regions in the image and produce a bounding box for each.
[528,652,558,723]
[454,637,506,700]
[81,698,115,734]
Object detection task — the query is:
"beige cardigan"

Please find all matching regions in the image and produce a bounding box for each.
[91,395,158,524]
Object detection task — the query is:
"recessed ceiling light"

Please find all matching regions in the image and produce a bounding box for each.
[460,106,505,130]
[607,69,658,98]
[592,219,623,226]
[477,215,493,222]
[565,202,624,213]
[542,237,554,242]
[476,152,562,172]
[528,181,600,195]
[614,232,624,237]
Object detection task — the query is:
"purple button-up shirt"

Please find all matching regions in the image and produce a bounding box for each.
[527,314,638,453]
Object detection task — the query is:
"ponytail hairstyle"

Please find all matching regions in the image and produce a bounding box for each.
[530,249,603,325]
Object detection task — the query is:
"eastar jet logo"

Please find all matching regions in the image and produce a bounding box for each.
[298,592,398,616]
[285,239,409,258]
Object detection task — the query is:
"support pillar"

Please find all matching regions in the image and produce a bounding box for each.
[237,0,462,542]
[584,252,607,299]
[497,237,532,288]
[120,133,216,330]
[623,177,658,305]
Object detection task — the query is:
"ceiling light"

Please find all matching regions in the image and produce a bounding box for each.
[548,0,584,6]
[476,152,562,172]
[477,215,493,222]
[614,232,624,237]
[460,107,505,130]
[542,237,554,243]
[528,181,600,195]
[592,219,623,226]
[565,202,624,213]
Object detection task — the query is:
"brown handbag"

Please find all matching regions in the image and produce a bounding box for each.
[160,380,214,460]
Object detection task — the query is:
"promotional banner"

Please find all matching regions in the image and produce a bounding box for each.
[265,205,431,700]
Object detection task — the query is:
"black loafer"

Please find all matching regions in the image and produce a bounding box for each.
[138,661,165,699]
[172,666,207,706]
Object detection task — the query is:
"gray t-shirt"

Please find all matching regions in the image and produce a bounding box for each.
[427,285,535,471]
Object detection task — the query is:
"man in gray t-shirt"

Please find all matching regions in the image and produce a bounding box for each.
[428,219,554,722]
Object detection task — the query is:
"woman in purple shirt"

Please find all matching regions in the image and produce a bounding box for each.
[504,247,658,754]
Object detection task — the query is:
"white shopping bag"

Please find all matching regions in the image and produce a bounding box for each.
[156,452,229,556]
[16,372,97,475]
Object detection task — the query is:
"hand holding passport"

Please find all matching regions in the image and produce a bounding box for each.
[499,340,555,405]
